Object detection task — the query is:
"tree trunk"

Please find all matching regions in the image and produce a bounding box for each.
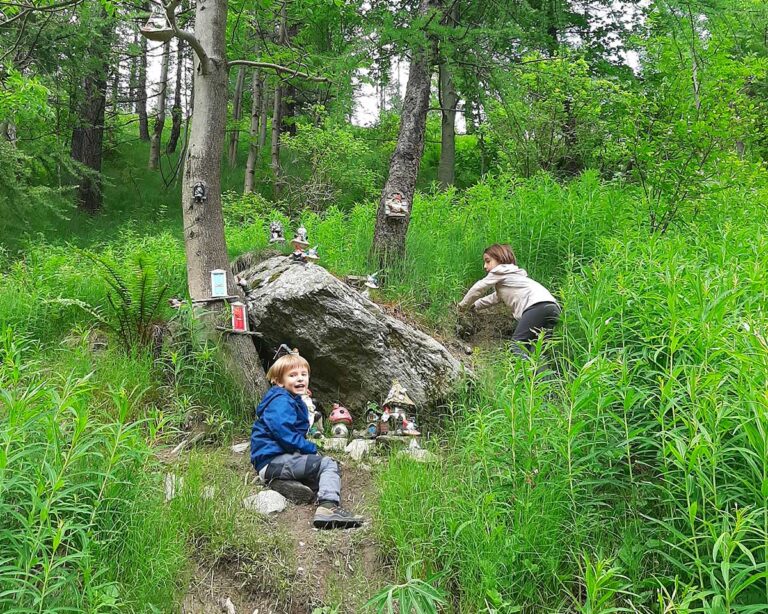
[149,40,171,169]
[228,65,246,167]
[179,0,267,401]
[129,32,138,112]
[372,0,436,263]
[258,82,269,148]
[244,68,262,193]
[437,60,457,189]
[71,10,112,214]
[167,40,184,153]
[137,20,150,141]
[271,81,284,198]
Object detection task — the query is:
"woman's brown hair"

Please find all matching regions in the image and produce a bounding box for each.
[483,243,516,265]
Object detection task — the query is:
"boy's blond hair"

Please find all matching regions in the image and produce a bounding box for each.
[266,352,310,385]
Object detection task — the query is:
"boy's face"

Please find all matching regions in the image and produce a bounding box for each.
[278,366,309,396]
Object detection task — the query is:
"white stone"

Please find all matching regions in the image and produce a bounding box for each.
[345,438,375,461]
[321,437,348,451]
[399,444,439,463]
[242,490,286,514]
[218,596,236,614]
[164,473,183,502]
[202,485,215,500]
[231,441,250,454]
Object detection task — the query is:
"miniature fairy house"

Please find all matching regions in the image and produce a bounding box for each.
[329,402,352,438]
[382,379,420,436]
[384,192,409,219]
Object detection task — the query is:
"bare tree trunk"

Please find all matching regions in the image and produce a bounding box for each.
[129,32,138,112]
[244,68,262,193]
[179,0,267,401]
[137,19,150,141]
[228,65,246,167]
[271,81,284,198]
[372,0,436,263]
[71,72,109,213]
[258,82,269,148]
[270,5,287,198]
[149,40,171,169]
[1,122,17,144]
[437,60,457,189]
[167,40,184,153]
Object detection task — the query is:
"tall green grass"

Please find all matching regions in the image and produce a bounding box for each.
[375,178,768,611]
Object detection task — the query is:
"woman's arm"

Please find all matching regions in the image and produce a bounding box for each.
[458,273,497,309]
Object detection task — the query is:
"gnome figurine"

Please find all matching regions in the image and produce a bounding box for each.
[383,379,417,436]
[269,221,285,244]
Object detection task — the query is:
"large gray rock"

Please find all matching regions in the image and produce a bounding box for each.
[240,256,464,413]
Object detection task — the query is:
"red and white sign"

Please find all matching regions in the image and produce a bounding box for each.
[231,302,248,332]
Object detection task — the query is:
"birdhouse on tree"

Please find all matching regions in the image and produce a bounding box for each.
[384,191,409,219]
[140,2,174,42]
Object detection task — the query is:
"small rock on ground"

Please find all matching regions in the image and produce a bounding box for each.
[164,473,184,502]
[231,441,250,454]
[242,490,287,514]
[320,437,348,452]
[345,438,375,461]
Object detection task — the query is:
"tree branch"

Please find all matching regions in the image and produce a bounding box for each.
[162,0,209,74]
[226,60,329,82]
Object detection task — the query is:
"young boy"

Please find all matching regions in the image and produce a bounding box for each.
[250,351,364,529]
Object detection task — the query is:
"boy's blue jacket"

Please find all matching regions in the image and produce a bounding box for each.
[250,385,318,471]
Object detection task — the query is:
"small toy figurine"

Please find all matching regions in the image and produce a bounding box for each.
[269,221,285,244]
[364,272,380,289]
[291,248,307,263]
[292,226,309,249]
[305,246,319,262]
[302,389,324,437]
[384,191,409,218]
[402,418,421,436]
[235,275,249,291]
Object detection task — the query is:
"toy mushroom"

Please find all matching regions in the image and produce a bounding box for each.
[269,221,285,244]
[329,402,353,439]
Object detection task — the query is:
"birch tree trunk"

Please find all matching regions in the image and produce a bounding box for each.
[258,82,269,148]
[167,40,184,154]
[244,68,262,193]
[149,39,171,170]
[180,0,267,400]
[227,65,246,167]
[372,0,436,263]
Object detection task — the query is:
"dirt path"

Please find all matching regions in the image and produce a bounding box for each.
[180,443,390,614]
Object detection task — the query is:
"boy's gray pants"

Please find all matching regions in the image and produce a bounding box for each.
[260,453,340,505]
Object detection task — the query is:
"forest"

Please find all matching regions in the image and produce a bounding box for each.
[2,0,768,612]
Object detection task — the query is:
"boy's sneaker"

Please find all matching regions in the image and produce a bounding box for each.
[313,503,364,529]
[268,479,315,505]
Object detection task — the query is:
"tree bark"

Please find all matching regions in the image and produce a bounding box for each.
[149,39,171,170]
[167,40,184,153]
[437,60,457,189]
[179,0,267,401]
[258,81,269,148]
[71,10,113,214]
[137,20,150,141]
[372,0,436,263]
[244,68,263,193]
[228,65,246,167]
[271,81,284,198]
